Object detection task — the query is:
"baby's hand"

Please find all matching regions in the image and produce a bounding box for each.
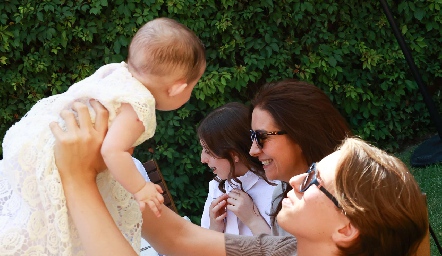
[134,182,164,217]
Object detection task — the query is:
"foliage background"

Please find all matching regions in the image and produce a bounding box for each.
[1,0,441,222]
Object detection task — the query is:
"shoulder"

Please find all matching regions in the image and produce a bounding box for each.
[208,179,219,188]
[208,179,222,194]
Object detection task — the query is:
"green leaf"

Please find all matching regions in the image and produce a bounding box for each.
[328,56,337,67]
[401,25,408,34]
[414,8,426,20]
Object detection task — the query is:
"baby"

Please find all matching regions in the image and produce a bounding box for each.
[0,17,205,255]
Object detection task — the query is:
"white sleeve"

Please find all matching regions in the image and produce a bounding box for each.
[132,157,150,182]
[200,180,217,228]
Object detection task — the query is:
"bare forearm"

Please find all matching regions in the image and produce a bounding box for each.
[247,216,271,235]
[64,177,137,256]
[142,205,226,256]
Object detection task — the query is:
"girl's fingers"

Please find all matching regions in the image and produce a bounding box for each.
[226,197,237,205]
[219,199,227,208]
[211,202,226,219]
[211,199,226,211]
[211,194,228,205]
[228,189,242,200]
[215,212,227,221]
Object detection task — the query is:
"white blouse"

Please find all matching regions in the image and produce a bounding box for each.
[201,171,278,236]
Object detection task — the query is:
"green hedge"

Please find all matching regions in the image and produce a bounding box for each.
[1,0,441,222]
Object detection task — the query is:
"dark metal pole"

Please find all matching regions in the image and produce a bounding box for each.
[379,0,442,167]
[379,2,442,251]
[379,0,442,138]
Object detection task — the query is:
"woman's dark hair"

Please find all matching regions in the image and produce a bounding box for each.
[198,102,274,192]
[251,79,353,222]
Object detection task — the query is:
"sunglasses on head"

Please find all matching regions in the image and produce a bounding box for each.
[299,163,341,209]
[250,129,287,148]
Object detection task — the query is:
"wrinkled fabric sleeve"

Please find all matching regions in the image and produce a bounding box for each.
[225,233,297,256]
[270,182,293,237]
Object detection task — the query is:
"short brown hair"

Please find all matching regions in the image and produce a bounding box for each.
[128,17,206,83]
[335,137,428,256]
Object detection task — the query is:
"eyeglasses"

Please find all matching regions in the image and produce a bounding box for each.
[250,129,287,148]
[299,163,341,209]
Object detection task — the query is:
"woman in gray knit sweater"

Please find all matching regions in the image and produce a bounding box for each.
[54,103,427,256]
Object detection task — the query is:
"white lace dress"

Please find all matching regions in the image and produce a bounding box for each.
[0,62,156,256]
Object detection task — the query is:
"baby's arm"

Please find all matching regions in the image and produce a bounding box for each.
[101,103,164,215]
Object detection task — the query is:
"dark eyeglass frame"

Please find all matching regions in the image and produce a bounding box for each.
[299,163,341,209]
[250,129,287,148]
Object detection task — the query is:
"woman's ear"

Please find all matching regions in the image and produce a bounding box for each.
[168,82,188,97]
[229,151,240,163]
[332,221,360,247]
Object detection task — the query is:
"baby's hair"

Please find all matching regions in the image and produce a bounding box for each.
[128,17,206,83]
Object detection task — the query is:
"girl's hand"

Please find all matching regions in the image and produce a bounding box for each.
[208,194,229,232]
[226,189,256,224]
[227,189,270,234]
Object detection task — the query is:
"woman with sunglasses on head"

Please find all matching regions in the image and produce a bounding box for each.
[248,79,352,236]
[53,105,428,256]
[198,102,277,235]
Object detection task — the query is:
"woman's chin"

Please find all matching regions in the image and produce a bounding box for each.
[276,210,292,232]
[264,169,278,180]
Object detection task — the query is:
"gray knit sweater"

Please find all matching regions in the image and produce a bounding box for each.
[225,233,297,256]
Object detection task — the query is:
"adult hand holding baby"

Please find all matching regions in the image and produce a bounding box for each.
[50,100,108,184]
[50,99,138,256]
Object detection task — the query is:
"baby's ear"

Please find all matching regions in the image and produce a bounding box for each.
[168,82,188,97]
[332,221,360,247]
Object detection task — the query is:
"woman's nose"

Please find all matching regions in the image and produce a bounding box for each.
[249,140,261,157]
[289,173,307,191]
[201,151,208,163]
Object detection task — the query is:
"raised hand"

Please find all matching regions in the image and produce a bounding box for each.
[227,189,271,234]
[208,194,229,232]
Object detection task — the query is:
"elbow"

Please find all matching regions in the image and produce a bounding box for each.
[101,143,117,163]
